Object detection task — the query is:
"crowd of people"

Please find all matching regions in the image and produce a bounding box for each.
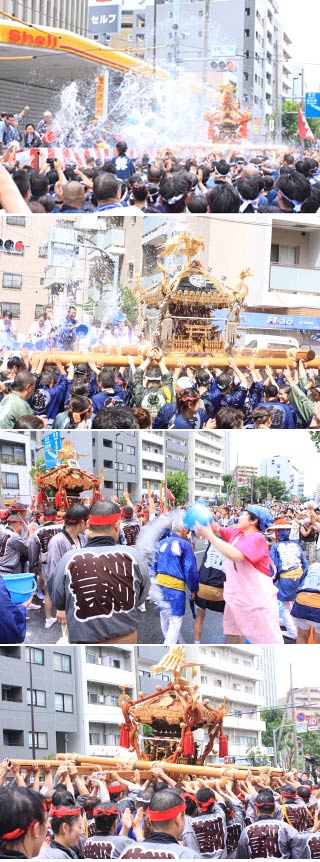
[1,493,320,646]
[0,349,320,430]
[1,112,320,214]
[0,759,320,858]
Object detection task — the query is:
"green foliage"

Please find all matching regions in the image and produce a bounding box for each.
[29,456,46,480]
[261,708,287,748]
[310,432,320,452]
[254,476,289,502]
[246,746,269,766]
[143,724,156,738]
[282,101,299,143]
[119,285,138,326]
[166,470,189,506]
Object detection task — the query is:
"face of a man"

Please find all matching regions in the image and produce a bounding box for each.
[68,309,77,320]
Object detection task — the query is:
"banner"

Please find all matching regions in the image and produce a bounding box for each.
[44,432,62,469]
[298,106,315,142]
[3,146,110,169]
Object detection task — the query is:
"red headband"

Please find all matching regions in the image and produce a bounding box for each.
[146,803,186,821]
[199,798,215,812]
[93,806,119,817]
[1,828,26,840]
[256,801,275,808]
[282,793,297,799]
[182,792,197,802]
[43,514,57,520]
[107,784,126,794]
[89,514,121,526]
[50,807,81,819]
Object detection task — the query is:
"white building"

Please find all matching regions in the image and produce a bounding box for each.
[196,646,266,760]
[74,646,138,754]
[188,432,224,502]
[259,455,298,495]
[137,432,165,497]
[261,646,278,708]
[0,432,33,505]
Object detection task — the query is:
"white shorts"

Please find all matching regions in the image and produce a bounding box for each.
[292,617,320,635]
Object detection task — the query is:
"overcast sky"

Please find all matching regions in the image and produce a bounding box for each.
[229,431,319,496]
[274,647,319,699]
[279,0,320,91]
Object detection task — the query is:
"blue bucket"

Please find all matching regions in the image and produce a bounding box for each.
[2,573,37,604]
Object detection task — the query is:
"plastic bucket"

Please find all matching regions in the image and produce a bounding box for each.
[2,573,37,604]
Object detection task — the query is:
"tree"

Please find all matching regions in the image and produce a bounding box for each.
[246,746,269,766]
[310,431,320,452]
[221,474,235,495]
[119,285,138,326]
[253,476,289,502]
[166,470,189,506]
[282,100,299,144]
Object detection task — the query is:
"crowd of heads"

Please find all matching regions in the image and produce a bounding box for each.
[0,350,319,430]
[0,758,320,858]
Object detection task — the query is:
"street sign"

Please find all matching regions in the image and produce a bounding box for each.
[44,432,62,469]
[307,715,319,730]
[306,92,320,118]
[267,747,274,756]
[88,4,121,34]
[296,721,308,733]
[296,712,306,722]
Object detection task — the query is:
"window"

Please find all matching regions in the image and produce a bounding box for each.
[271,244,300,266]
[2,473,19,490]
[3,729,24,746]
[25,647,44,666]
[2,685,22,703]
[0,646,20,658]
[245,685,253,693]
[53,653,71,673]
[104,481,113,489]
[28,731,48,750]
[103,460,113,469]
[6,216,26,226]
[127,445,135,455]
[0,443,26,466]
[115,482,124,491]
[127,464,136,474]
[110,659,120,668]
[213,679,222,686]
[89,733,100,745]
[235,735,255,746]
[2,273,22,289]
[245,28,250,36]
[103,439,112,448]
[233,683,241,691]
[55,693,73,713]
[0,302,20,317]
[38,245,48,258]
[139,670,151,677]
[114,462,124,471]
[116,442,123,451]
[128,262,134,279]
[35,304,45,318]
[27,689,46,707]
[201,675,208,684]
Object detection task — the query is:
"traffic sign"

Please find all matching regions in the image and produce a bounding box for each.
[307,715,319,730]
[306,92,320,118]
[88,3,121,34]
[296,712,306,722]
[296,721,308,733]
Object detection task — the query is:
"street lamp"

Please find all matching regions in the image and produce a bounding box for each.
[292,74,302,101]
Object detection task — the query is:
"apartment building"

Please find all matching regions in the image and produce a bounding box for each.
[0,431,33,505]
[92,431,139,499]
[188,432,224,502]
[0,645,79,759]
[74,646,138,754]
[259,455,298,495]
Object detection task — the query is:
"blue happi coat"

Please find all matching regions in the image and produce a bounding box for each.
[151,532,199,616]
[270,538,308,602]
[292,562,320,624]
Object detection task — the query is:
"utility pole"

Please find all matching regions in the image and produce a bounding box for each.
[202,0,210,88]
[28,650,36,760]
[290,663,299,770]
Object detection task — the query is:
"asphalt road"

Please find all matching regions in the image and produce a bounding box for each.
[24,541,292,645]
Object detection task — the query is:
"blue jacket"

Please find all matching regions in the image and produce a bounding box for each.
[292,563,320,624]
[256,399,297,429]
[208,379,248,410]
[0,577,26,643]
[92,387,126,413]
[270,540,308,602]
[151,532,199,616]
[31,375,68,422]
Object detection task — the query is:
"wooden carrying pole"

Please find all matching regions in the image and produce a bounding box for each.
[56,754,284,778]
[29,351,311,370]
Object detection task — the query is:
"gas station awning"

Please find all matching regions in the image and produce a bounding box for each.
[0,18,169,87]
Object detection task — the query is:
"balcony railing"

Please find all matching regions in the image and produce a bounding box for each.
[270,263,320,295]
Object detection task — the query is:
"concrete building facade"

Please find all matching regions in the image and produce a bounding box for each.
[259,455,298,495]
[0,645,79,759]
[0,431,33,505]
[188,431,224,502]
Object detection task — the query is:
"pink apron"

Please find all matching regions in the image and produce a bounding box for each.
[223,535,283,644]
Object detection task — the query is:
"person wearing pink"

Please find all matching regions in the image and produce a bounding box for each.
[195,505,283,645]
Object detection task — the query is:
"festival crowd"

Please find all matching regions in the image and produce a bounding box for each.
[0,759,320,858]
[0,348,319,430]
[1,108,320,214]
[1,492,320,646]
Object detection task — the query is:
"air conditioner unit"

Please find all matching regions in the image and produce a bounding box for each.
[98,696,105,704]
